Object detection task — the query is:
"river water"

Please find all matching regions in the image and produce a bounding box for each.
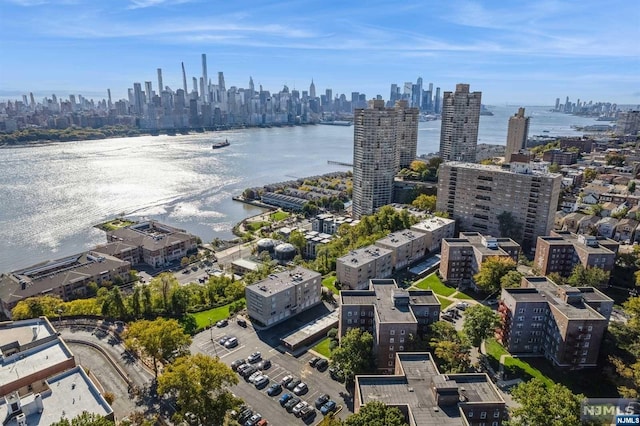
[0,106,601,272]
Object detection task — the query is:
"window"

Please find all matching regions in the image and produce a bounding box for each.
[399,346,404,351]
[494,410,500,418]
[361,311,365,317]
[390,330,395,335]
[389,338,395,343]
[347,319,352,325]
[348,311,353,317]
[389,346,394,351]
[468,411,473,418]
[480,412,487,419]
[400,338,404,343]
[518,308,525,314]
[400,329,405,335]
[389,354,393,359]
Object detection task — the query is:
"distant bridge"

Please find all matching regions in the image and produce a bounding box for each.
[327,160,353,167]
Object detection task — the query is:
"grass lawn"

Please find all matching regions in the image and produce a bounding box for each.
[246,221,270,232]
[313,337,332,358]
[414,274,456,297]
[437,296,453,309]
[503,357,554,387]
[97,219,135,231]
[453,291,474,300]
[270,211,290,222]
[191,299,245,330]
[322,275,339,295]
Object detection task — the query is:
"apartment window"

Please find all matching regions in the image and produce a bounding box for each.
[584,342,589,348]
[390,330,395,335]
[348,311,353,317]
[347,319,352,325]
[389,346,394,351]
[390,338,395,343]
[480,412,487,419]
[494,410,500,418]
[493,423,499,426]
[399,346,404,351]
[585,334,591,340]
[588,325,593,331]
[361,311,365,316]
[389,354,393,359]
[388,361,393,367]
[517,316,525,322]
[581,357,586,363]
[518,308,525,314]
[468,411,473,418]
[400,338,404,343]
[400,330,405,335]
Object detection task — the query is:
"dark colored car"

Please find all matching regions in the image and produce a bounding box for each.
[329,367,344,382]
[231,359,246,371]
[257,359,271,370]
[216,319,228,327]
[301,406,316,421]
[316,358,329,371]
[279,393,292,406]
[314,394,330,409]
[240,366,257,378]
[237,318,247,327]
[267,383,282,396]
[308,356,320,367]
[286,378,301,391]
[320,400,337,415]
[285,396,301,412]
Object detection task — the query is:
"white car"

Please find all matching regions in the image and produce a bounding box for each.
[456,302,470,310]
[248,372,262,383]
[293,382,308,395]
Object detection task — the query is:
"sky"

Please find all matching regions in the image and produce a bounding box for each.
[0,0,639,105]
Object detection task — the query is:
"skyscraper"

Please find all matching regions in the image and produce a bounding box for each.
[438,83,481,162]
[309,79,316,98]
[144,81,153,104]
[181,62,188,97]
[352,100,418,218]
[133,83,144,115]
[201,54,208,103]
[434,87,441,113]
[505,107,530,162]
[395,100,419,169]
[157,68,163,94]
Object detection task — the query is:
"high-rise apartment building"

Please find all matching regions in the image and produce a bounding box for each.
[505,107,530,162]
[157,68,163,94]
[352,100,418,218]
[436,162,562,250]
[616,110,640,136]
[132,83,144,115]
[201,53,208,103]
[498,276,613,369]
[439,83,482,162]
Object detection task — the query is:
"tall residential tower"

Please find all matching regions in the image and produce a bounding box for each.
[505,107,530,162]
[439,84,481,162]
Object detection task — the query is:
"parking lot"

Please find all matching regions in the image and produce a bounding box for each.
[191,318,352,425]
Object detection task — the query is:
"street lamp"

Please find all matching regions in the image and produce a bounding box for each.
[209,318,218,358]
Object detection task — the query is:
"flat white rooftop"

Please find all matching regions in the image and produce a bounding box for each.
[0,317,55,347]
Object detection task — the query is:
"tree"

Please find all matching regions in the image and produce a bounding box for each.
[344,401,408,426]
[410,160,428,173]
[500,270,524,288]
[429,321,471,373]
[289,229,306,255]
[158,354,242,426]
[567,264,610,288]
[588,203,604,216]
[317,414,344,426]
[497,211,520,240]
[629,181,636,194]
[131,286,142,318]
[50,412,114,426]
[548,162,561,173]
[412,194,437,212]
[302,201,319,217]
[462,304,500,347]
[124,318,192,377]
[170,286,191,316]
[331,328,375,384]
[606,152,626,166]
[150,272,179,312]
[509,378,585,426]
[473,256,518,293]
[181,256,190,268]
[584,168,598,182]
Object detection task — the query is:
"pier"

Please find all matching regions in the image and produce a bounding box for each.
[327,160,353,167]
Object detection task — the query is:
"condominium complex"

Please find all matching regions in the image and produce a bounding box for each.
[375,229,427,270]
[440,233,520,289]
[505,107,530,162]
[534,231,619,276]
[355,352,506,425]
[410,216,457,253]
[336,245,392,290]
[0,317,113,423]
[339,279,440,372]
[436,162,562,250]
[245,266,322,328]
[102,220,198,268]
[439,84,482,162]
[0,252,130,319]
[498,276,613,369]
[352,100,418,218]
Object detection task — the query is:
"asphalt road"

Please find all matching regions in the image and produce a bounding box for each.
[191,320,352,426]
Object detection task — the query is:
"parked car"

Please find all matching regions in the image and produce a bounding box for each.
[257,359,271,370]
[231,359,246,371]
[225,337,239,348]
[316,358,329,371]
[286,378,301,391]
[218,335,230,345]
[281,375,293,386]
[237,317,247,327]
[292,401,309,417]
[254,375,269,389]
[301,406,316,421]
[238,408,253,423]
[314,394,330,408]
[308,356,320,367]
[285,396,301,412]
[244,413,261,426]
[456,302,470,310]
[266,383,282,396]
[293,382,308,395]
[237,364,253,376]
[320,400,337,415]
[486,298,499,306]
[248,372,262,383]
[279,393,293,406]
[329,367,344,382]
[241,366,257,379]
[256,419,268,426]
[248,351,262,363]
[216,319,228,327]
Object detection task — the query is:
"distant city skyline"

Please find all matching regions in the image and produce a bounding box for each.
[1,0,639,104]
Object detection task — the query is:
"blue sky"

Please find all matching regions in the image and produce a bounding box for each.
[1,0,638,105]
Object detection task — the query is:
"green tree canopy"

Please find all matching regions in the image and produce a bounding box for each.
[500,270,524,288]
[344,401,408,426]
[289,229,306,255]
[462,304,500,347]
[410,160,428,173]
[158,353,241,426]
[473,256,518,293]
[509,378,585,426]
[567,264,610,288]
[412,194,437,212]
[50,412,114,426]
[331,328,375,384]
[124,318,192,377]
[429,322,471,373]
[584,168,598,182]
